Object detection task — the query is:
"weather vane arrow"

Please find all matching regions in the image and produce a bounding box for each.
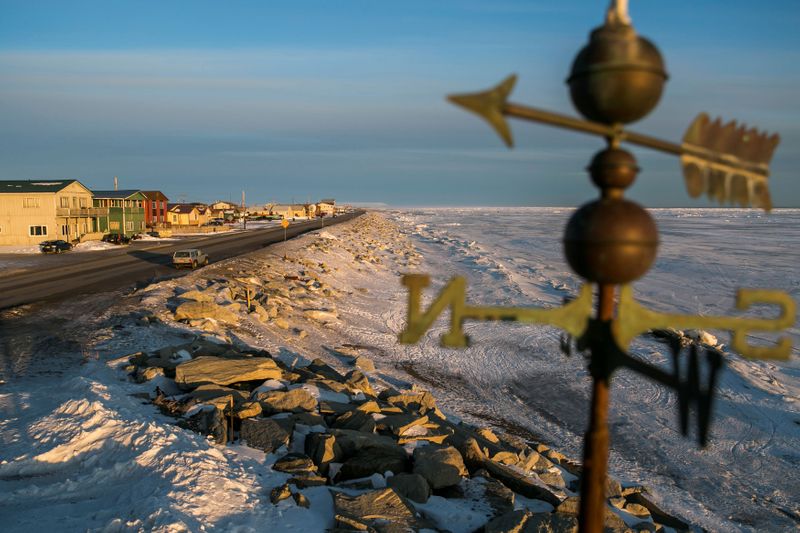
[398,2,795,532]
[448,74,779,210]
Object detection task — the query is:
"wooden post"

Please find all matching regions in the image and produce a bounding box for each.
[579,284,616,533]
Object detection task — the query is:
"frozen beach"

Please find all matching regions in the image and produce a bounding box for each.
[0,208,798,532]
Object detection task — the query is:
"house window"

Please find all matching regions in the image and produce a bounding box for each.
[23,198,40,208]
[126,221,133,231]
[61,225,69,235]
[172,215,178,222]
[152,201,157,209]
[29,225,47,236]
[82,223,88,234]
[110,221,120,230]
[60,197,70,208]
[79,197,87,208]
[140,221,145,230]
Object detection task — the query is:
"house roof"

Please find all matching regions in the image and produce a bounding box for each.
[168,203,198,214]
[0,179,82,193]
[319,198,335,204]
[92,189,145,200]
[140,190,169,201]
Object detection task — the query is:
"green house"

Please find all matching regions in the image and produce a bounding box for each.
[92,190,147,236]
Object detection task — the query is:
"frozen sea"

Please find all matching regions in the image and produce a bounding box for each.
[380,207,800,532]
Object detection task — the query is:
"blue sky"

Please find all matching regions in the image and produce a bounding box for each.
[1,0,798,206]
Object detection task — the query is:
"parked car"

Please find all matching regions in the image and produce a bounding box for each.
[172,249,209,269]
[102,233,131,245]
[39,240,73,254]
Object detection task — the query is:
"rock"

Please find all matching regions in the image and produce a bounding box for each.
[332,410,376,433]
[462,436,487,472]
[477,427,500,444]
[175,356,281,389]
[356,400,381,414]
[270,483,292,504]
[235,401,262,419]
[318,400,356,416]
[537,470,566,489]
[292,491,310,508]
[379,414,428,437]
[387,473,431,504]
[174,301,238,323]
[555,496,580,515]
[624,503,651,519]
[483,460,561,507]
[273,318,290,329]
[354,356,375,372]
[484,509,532,533]
[332,488,423,532]
[329,429,398,456]
[307,359,344,381]
[289,474,328,488]
[338,444,411,481]
[529,513,579,532]
[180,405,228,444]
[178,289,215,303]
[188,384,248,405]
[344,369,375,397]
[482,476,515,516]
[625,492,690,530]
[273,453,317,475]
[385,391,436,413]
[257,388,318,414]
[240,418,291,453]
[134,366,164,383]
[412,445,467,489]
[305,433,342,475]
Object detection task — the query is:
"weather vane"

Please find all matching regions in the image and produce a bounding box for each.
[398,1,796,532]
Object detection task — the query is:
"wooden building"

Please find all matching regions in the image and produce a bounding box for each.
[0,179,107,245]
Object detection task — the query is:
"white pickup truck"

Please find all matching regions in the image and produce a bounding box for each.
[172,249,209,269]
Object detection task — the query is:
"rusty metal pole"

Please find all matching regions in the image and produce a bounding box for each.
[579,284,615,533]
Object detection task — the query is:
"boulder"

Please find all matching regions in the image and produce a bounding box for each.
[240,418,291,453]
[387,473,431,504]
[412,445,468,489]
[305,433,342,475]
[483,510,531,533]
[354,356,375,372]
[179,405,227,444]
[384,391,436,413]
[257,388,318,414]
[188,384,249,405]
[332,488,423,532]
[270,483,292,504]
[178,289,215,303]
[483,459,561,507]
[482,476,515,516]
[344,369,375,397]
[338,444,410,481]
[235,401,262,419]
[292,492,310,508]
[175,356,281,389]
[332,410,376,433]
[273,317,290,330]
[174,301,238,323]
[273,453,317,475]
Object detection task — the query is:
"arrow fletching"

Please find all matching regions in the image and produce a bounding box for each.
[681,113,780,211]
[447,75,517,147]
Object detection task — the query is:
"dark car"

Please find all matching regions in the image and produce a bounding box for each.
[39,240,73,254]
[102,233,131,245]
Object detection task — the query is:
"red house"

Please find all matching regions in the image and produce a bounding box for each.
[141,191,169,228]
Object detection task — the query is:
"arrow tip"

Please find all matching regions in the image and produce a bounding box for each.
[447,74,517,148]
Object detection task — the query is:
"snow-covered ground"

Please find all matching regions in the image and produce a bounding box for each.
[0,208,798,532]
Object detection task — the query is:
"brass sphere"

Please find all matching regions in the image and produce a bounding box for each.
[588,147,639,191]
[564,198,658,284]
[567,23,667,125]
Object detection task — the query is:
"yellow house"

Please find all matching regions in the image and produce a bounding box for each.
[270,204,309,219]
[168,203,210,226]
[316,199,336,216]
[0,179,107,246]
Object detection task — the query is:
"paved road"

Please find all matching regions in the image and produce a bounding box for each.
[0,212,363,310]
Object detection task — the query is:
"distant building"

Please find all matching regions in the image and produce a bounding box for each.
[92,190,147,237]
[141,190,170,228]
[316,199,336,217]
[168,203,210,226]
[270,204,310,219]
[0,179,106,245]
[210,200,238,219]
